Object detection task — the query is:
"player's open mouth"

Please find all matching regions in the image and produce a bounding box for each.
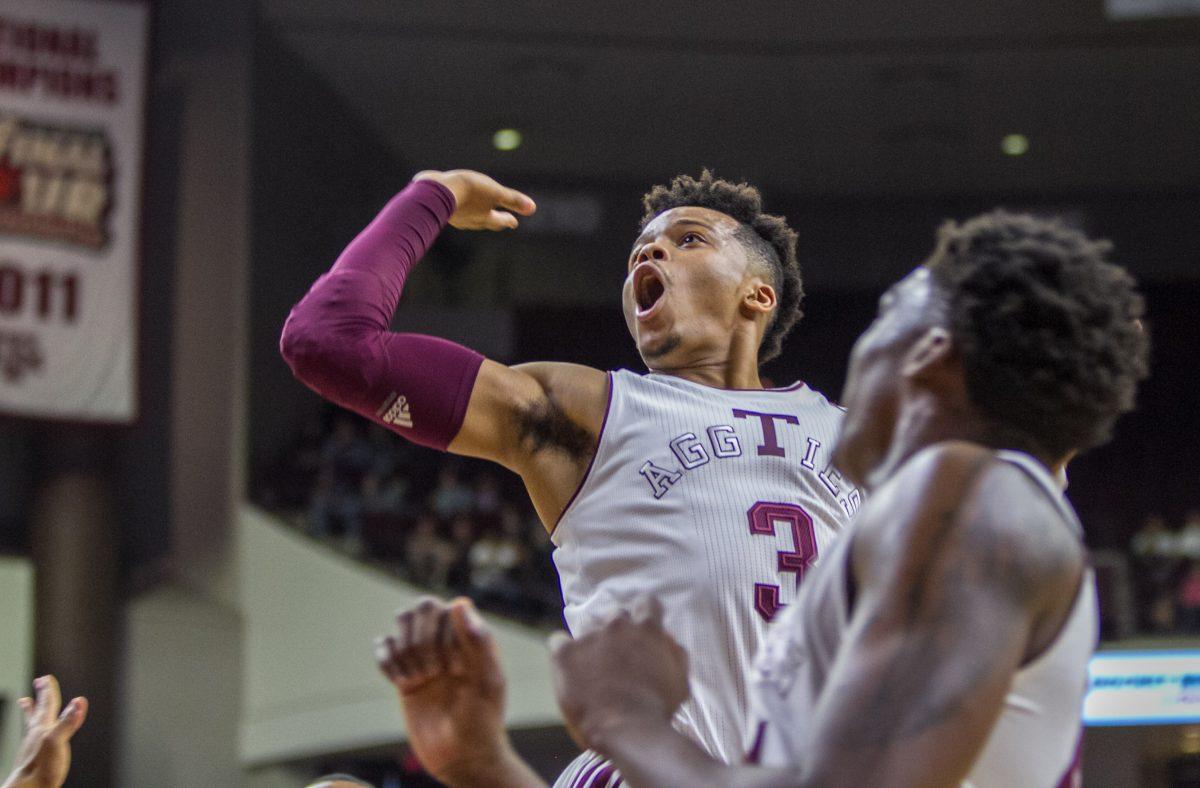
[633,263,667,319]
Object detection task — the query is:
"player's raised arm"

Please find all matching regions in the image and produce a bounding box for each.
[279,170,608,502]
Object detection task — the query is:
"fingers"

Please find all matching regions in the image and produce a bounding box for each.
[33,675,62,726]
[52,697,88,741]
[447,597,498,676]
[496,187,536,216]
[409,597,445,676]
[484,209,520,231]
[375,635,399,682]
[630,595,664,626]
[378,597,468,691]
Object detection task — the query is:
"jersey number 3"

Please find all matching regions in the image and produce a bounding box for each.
[748,501,818,621]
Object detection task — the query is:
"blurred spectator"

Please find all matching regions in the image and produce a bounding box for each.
[1178,561,1200,634]
[322,415,375,481]
[1179,511,1200,560]
[1129,513,1182,633]
[468,509,527,613]
[308,467,363,550]
[445,515,476,591]
[360,470,413,560]
[1131,514,1178,559]
[361,471,410,520]
[365,424,400,479]
[405,514,456,590]
[430,467,473,520]
[1092,550,1136,640]
[474,473,503,516]
[519,515,563,624]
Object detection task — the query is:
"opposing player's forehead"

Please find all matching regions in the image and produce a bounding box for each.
[632,206,741,249]
[880,267,935,315]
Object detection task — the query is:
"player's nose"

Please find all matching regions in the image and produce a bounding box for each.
[636,241,668,265]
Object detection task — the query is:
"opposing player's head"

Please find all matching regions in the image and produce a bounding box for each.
[305,775,374,788]
[834,210,1149,487]
[624,172,802,371]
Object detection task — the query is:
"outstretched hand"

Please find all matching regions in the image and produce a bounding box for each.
[3,676,87,788]
[549,596,690,753]
[412,169,536,231]
[376,597,512,784]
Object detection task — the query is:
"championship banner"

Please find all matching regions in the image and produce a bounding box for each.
[0,0,147,422]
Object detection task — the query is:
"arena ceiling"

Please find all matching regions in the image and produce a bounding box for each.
[260,1,1200,197]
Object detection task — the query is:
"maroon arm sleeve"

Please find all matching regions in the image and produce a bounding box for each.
[279,179,484,450]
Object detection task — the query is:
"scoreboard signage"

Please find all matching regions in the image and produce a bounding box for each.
[1084,651,1200,726]
[0,0,147,422]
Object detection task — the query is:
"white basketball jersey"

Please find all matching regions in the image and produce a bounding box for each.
[745,449,1096,788]
[552,369,859,767]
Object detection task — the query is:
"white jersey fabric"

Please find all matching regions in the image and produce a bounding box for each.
[551,369,858,779]
[745,449,1096,788]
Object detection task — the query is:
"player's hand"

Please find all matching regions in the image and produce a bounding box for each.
[2,676,88,788]
[376,597,512,784]
[412,169,536,231]
[549,596,690,752]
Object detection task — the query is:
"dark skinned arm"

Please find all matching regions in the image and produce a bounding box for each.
[553,443,1083,788]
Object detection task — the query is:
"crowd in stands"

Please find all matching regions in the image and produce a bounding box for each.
[1129,511,1200,635]
[255,407,562,626]
[256,408,1200,640]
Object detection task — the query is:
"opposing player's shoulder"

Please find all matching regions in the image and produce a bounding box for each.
[857,442,1083,600]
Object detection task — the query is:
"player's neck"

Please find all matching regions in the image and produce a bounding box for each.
[653,332,764,390]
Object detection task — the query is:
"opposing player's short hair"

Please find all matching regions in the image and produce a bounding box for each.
[305,774,374,788]
[640,171,802,364]
[928,210,1149,459]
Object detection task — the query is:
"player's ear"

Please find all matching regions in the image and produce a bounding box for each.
[741,281,776,320]
[902,326,954,381]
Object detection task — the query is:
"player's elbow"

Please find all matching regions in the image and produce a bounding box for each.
[279,312,357,393]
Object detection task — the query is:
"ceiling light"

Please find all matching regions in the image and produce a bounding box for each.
[1001,133,1029,157]
[493,128,522,151]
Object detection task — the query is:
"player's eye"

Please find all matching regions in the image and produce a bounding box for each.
[681,232,704,245]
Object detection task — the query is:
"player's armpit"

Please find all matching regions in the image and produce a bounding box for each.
[449,361,609,517]
[796,444,1081,788]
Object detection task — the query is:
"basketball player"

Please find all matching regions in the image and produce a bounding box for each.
[281,169,859,782]
[376,211,1148,787]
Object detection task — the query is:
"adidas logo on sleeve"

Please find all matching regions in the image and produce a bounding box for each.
[377,392,413,428]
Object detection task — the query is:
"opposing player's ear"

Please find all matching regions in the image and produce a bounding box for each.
[902,327,954,381]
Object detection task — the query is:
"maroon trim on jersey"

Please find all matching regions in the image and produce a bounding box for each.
[1055,729,1084,788]
[571,754,609,788]
[744,720,768,765]
[647,373,807,393]
[587,763,619,787]
[550,371,614,535]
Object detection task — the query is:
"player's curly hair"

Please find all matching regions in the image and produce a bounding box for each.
[928,210,1149,459]
[640,171,802,364]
